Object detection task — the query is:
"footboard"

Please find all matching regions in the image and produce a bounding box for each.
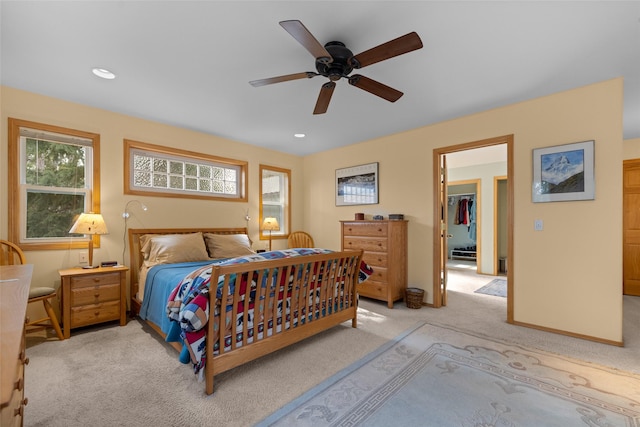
[204,250,363,395]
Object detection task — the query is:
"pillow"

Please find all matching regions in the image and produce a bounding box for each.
[143,232,209,267]
[204,233,255,259]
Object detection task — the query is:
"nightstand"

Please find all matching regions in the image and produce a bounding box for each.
[58,266,128,339]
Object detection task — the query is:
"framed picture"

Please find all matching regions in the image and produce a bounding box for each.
[532,140,594,203]
[336,162,379,206]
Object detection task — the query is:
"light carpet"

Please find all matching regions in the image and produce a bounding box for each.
[474,278,507,297]
[257,322,640,427]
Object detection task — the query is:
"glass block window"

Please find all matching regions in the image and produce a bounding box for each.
[125,139,247,201]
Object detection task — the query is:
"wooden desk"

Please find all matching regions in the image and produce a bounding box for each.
[1,264,32,427]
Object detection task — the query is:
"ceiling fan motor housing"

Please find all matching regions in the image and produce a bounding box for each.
[316,41,354,81]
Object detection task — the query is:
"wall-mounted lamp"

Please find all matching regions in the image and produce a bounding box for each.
[261,217,280,251]
[122,200,148,264]
[69,212,109,269]
[123,200,148,219]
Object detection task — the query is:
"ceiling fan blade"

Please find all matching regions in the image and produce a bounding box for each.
[280,20,332,64]
[313,82,336,115]
[348,74,403,102]
[250,72,318,87]
[351,32,423,69]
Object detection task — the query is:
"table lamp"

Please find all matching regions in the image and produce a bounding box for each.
[69,212,109,268]
[261,217,280,251]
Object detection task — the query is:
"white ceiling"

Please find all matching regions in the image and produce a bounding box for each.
[2,1,639,157]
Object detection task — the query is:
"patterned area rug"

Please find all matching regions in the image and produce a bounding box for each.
[475,278,507,297]
[257,322,640,427]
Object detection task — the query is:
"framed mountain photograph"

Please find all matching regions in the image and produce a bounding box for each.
[532,140,594,203]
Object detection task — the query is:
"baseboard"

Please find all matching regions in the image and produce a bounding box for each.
[511,320,624,347]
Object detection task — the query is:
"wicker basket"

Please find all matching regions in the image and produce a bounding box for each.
[405,287,424,309]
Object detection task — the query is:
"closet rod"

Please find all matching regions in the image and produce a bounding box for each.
[448,193,475,198]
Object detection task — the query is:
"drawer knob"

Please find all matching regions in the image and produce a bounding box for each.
[94,293,100,298]
[14,378,23,391]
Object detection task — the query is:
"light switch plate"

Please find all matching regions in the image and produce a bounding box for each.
[534,219,543,231]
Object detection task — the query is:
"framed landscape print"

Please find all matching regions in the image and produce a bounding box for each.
[336,162,379,206]
[532,140,594,203]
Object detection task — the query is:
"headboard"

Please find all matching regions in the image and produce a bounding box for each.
[128,227,248,315]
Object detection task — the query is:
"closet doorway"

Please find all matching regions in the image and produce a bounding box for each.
[432,134,514,323]
[447,181,479,272]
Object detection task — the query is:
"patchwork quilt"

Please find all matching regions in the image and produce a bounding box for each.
[165,248,372,376]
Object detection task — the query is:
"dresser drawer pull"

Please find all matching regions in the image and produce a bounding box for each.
[15,378,24,391]
[14,398,28,416]
[94,292,101,298]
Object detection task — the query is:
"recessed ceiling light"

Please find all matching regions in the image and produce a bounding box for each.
[92,68,116,80]
[294,133,306,138]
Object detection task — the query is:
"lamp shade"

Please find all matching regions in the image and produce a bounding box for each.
[262,217,280,231]
[69,213,109,235]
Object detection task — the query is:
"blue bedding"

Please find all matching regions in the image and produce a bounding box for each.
[138,260,222,335]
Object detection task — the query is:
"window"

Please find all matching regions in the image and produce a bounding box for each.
[124,139,247,201]
[259,165,290,241]
[8,118,100,250]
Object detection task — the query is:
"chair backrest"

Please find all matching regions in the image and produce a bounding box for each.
[287,231,315,248]
[0,239,26,265]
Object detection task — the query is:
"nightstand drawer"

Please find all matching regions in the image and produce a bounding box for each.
[71,283,120,306]
[71,301,120,327]
[342,222,388,237]
[70,272,120,288]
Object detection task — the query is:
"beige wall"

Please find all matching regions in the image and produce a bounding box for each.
[304,78,624,343]
[0,86,303,297]
[623,137,640,159]
[1,78,626,343]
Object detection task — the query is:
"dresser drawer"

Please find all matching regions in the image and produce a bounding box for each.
[342,222,388,237]
[71,301,120,327]
[362,252,388,267]
[358,281,386,299]
[1,386,25,427]
[343,236,388,252]
[366,266,388,283]
[70,272,120,288]
[71,283,120,306]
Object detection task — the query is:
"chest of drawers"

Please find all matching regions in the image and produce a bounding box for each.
[58,266,128,338]
[341,220,408,308]
[1,264,32,427]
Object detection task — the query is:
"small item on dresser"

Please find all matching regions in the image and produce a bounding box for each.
[373,215,384,220]
[389,214,404,220]
[355,213,365,220]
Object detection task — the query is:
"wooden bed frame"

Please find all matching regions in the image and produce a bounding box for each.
[128,227,364,395]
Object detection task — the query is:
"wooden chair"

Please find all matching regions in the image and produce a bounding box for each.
[287,231,315,248]
[0,239,64,340]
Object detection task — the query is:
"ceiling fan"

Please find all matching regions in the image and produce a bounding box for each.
[249,20,423,114]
